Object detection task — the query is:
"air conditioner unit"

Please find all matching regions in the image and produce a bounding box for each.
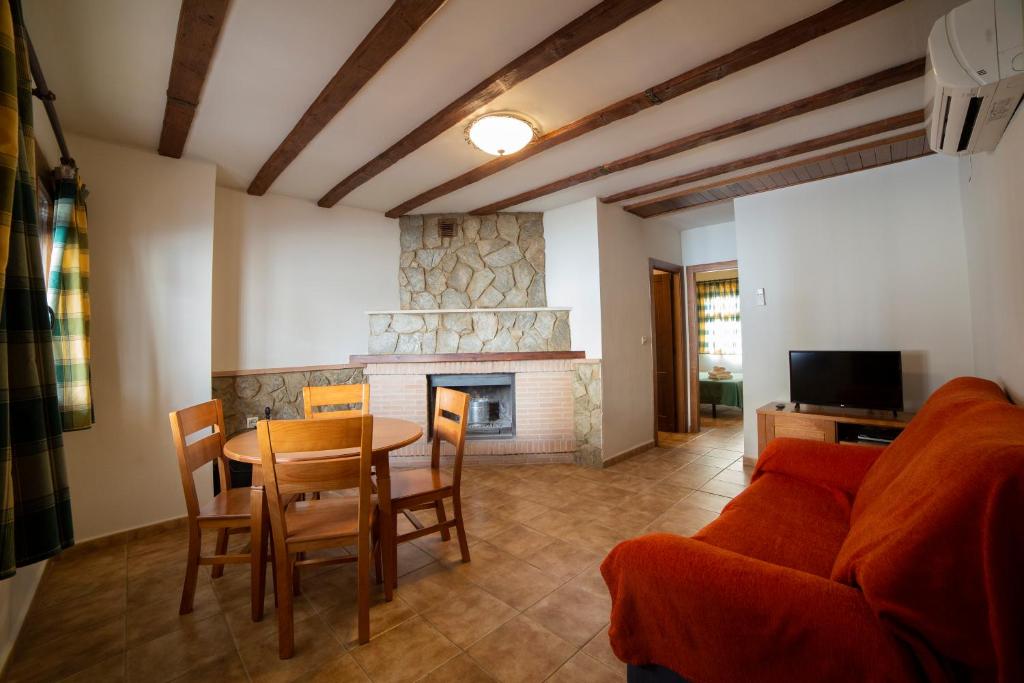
[925,0,1024,155]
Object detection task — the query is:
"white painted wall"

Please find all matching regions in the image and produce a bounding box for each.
[59,135,217,541]
[596,203,682,459]
[681,222,737,266]
[958,113,1024,404]
[735,154,975,456]
[543,198,602,358]
[212,188,399,371]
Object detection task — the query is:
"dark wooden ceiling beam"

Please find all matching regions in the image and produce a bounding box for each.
[385,0,905,217]
[247,0,447,196]
[602,109,925,205]
[625,129,929,218]
[317,0,665,208]
[158,0,231,158]
[468,58,924,214]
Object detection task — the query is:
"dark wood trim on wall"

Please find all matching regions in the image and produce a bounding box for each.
[158,0,231,158]
[383,0,905,217]
[685,260,738,434]
[247,0,447,196]
[317,0,664,208]
[349,351,586,364]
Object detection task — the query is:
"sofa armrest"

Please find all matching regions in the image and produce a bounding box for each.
[601,533,918,683]
[754,437,884,495]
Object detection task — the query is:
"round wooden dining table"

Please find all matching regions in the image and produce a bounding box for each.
[222,417,422,621]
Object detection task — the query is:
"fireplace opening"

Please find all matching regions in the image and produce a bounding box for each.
[428,373,515,440]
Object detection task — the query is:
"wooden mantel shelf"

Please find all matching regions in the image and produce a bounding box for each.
[349,351,586,364]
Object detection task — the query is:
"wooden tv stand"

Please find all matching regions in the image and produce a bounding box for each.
[756,402,915,455]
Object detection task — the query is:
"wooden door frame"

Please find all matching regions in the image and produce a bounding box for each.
[648,258,686,443]
[684,259,738,433]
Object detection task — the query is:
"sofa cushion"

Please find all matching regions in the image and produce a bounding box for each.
[693,472,851,578]
[833,377,1024,681]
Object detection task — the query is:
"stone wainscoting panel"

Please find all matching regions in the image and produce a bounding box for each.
[368,309,570,354]
[212,366,365,436]
[573,360,603,466]
[399,213,545,310]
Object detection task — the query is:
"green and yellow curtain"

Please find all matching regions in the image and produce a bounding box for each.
[47,175,92,430]
[0,0,73,580]
[696,278,741,356]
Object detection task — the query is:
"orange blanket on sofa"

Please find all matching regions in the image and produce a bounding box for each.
[602,378,1024,682]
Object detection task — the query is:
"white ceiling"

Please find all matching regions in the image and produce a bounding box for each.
[25,0,960,218]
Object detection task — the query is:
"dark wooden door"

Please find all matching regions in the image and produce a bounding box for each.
[652,273,677,432]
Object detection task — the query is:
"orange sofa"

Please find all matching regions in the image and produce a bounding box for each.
[602,377,1024,682]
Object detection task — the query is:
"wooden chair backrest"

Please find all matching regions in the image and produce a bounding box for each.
[431,388,470,485]
[303,383,371,420]
[169,399,229,520]
[257,415,374,542]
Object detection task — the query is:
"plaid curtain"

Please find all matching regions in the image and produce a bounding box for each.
[0,0,73,580]
[696,278,741,356]
[47,175,93,430]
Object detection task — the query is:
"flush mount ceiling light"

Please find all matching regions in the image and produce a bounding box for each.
[465,112,539,156]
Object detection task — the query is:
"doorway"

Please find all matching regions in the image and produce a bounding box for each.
[685,260,742,434]
[649,259,686,442]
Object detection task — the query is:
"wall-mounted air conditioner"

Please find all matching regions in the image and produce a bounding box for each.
[925,0,1024,155]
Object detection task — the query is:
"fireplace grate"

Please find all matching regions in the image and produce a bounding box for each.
[428,373,515,440]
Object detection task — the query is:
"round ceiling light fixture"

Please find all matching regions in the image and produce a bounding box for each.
[465,112,538,156]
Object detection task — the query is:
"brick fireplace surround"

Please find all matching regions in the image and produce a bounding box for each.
[365,357,577,464]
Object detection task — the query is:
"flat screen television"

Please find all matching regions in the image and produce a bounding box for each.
[789,350,903,413]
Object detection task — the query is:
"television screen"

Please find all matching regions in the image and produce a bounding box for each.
[789,351,903,412]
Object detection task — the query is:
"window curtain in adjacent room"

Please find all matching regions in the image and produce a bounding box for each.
[47,174,93,431]
[0,0,74,580]
[696,278,741,356]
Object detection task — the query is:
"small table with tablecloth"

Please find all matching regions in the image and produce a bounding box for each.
[699,372,743,417]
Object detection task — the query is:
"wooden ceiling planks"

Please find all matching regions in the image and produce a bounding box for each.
[468,59,924,214]
[624,129,930,218]
[613,110,924,208]
[384,0,905,217]
[158,0,232,158]
[246,0,448,196]
[316,0,665,208]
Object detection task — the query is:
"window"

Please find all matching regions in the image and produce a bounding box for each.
[696,278,741,355]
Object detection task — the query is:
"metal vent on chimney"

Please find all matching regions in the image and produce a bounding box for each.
[439,219,456,237]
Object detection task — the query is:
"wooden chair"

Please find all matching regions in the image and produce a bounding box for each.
[258,414,385,657]
[387,387,471,585]
[169,399,261,616]
[303,383,370,419]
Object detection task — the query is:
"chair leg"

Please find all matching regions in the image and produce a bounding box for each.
[371,520,383,586]
[251,520,268,622]
[390,511,400,590]
[179,524,202,615]
[434,500,451,541]
[211,528,230,578]
[292,554,302,596]
[275,553,295,659]
[452,493,471,564]
[357,534,371,644]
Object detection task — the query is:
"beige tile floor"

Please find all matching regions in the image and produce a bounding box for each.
[4,409,747,683]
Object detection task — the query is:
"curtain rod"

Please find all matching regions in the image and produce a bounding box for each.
[25,29,75,171]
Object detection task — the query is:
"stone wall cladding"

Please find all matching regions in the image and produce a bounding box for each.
[212,366,365,436]
[572,360,603,466]
[368,309,570,354]
[399,213,546,310]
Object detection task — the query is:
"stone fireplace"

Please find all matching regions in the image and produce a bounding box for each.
[349,211,602,465]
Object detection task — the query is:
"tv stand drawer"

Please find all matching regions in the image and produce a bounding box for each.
[772,414,834,442]
[756,402,914,455]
